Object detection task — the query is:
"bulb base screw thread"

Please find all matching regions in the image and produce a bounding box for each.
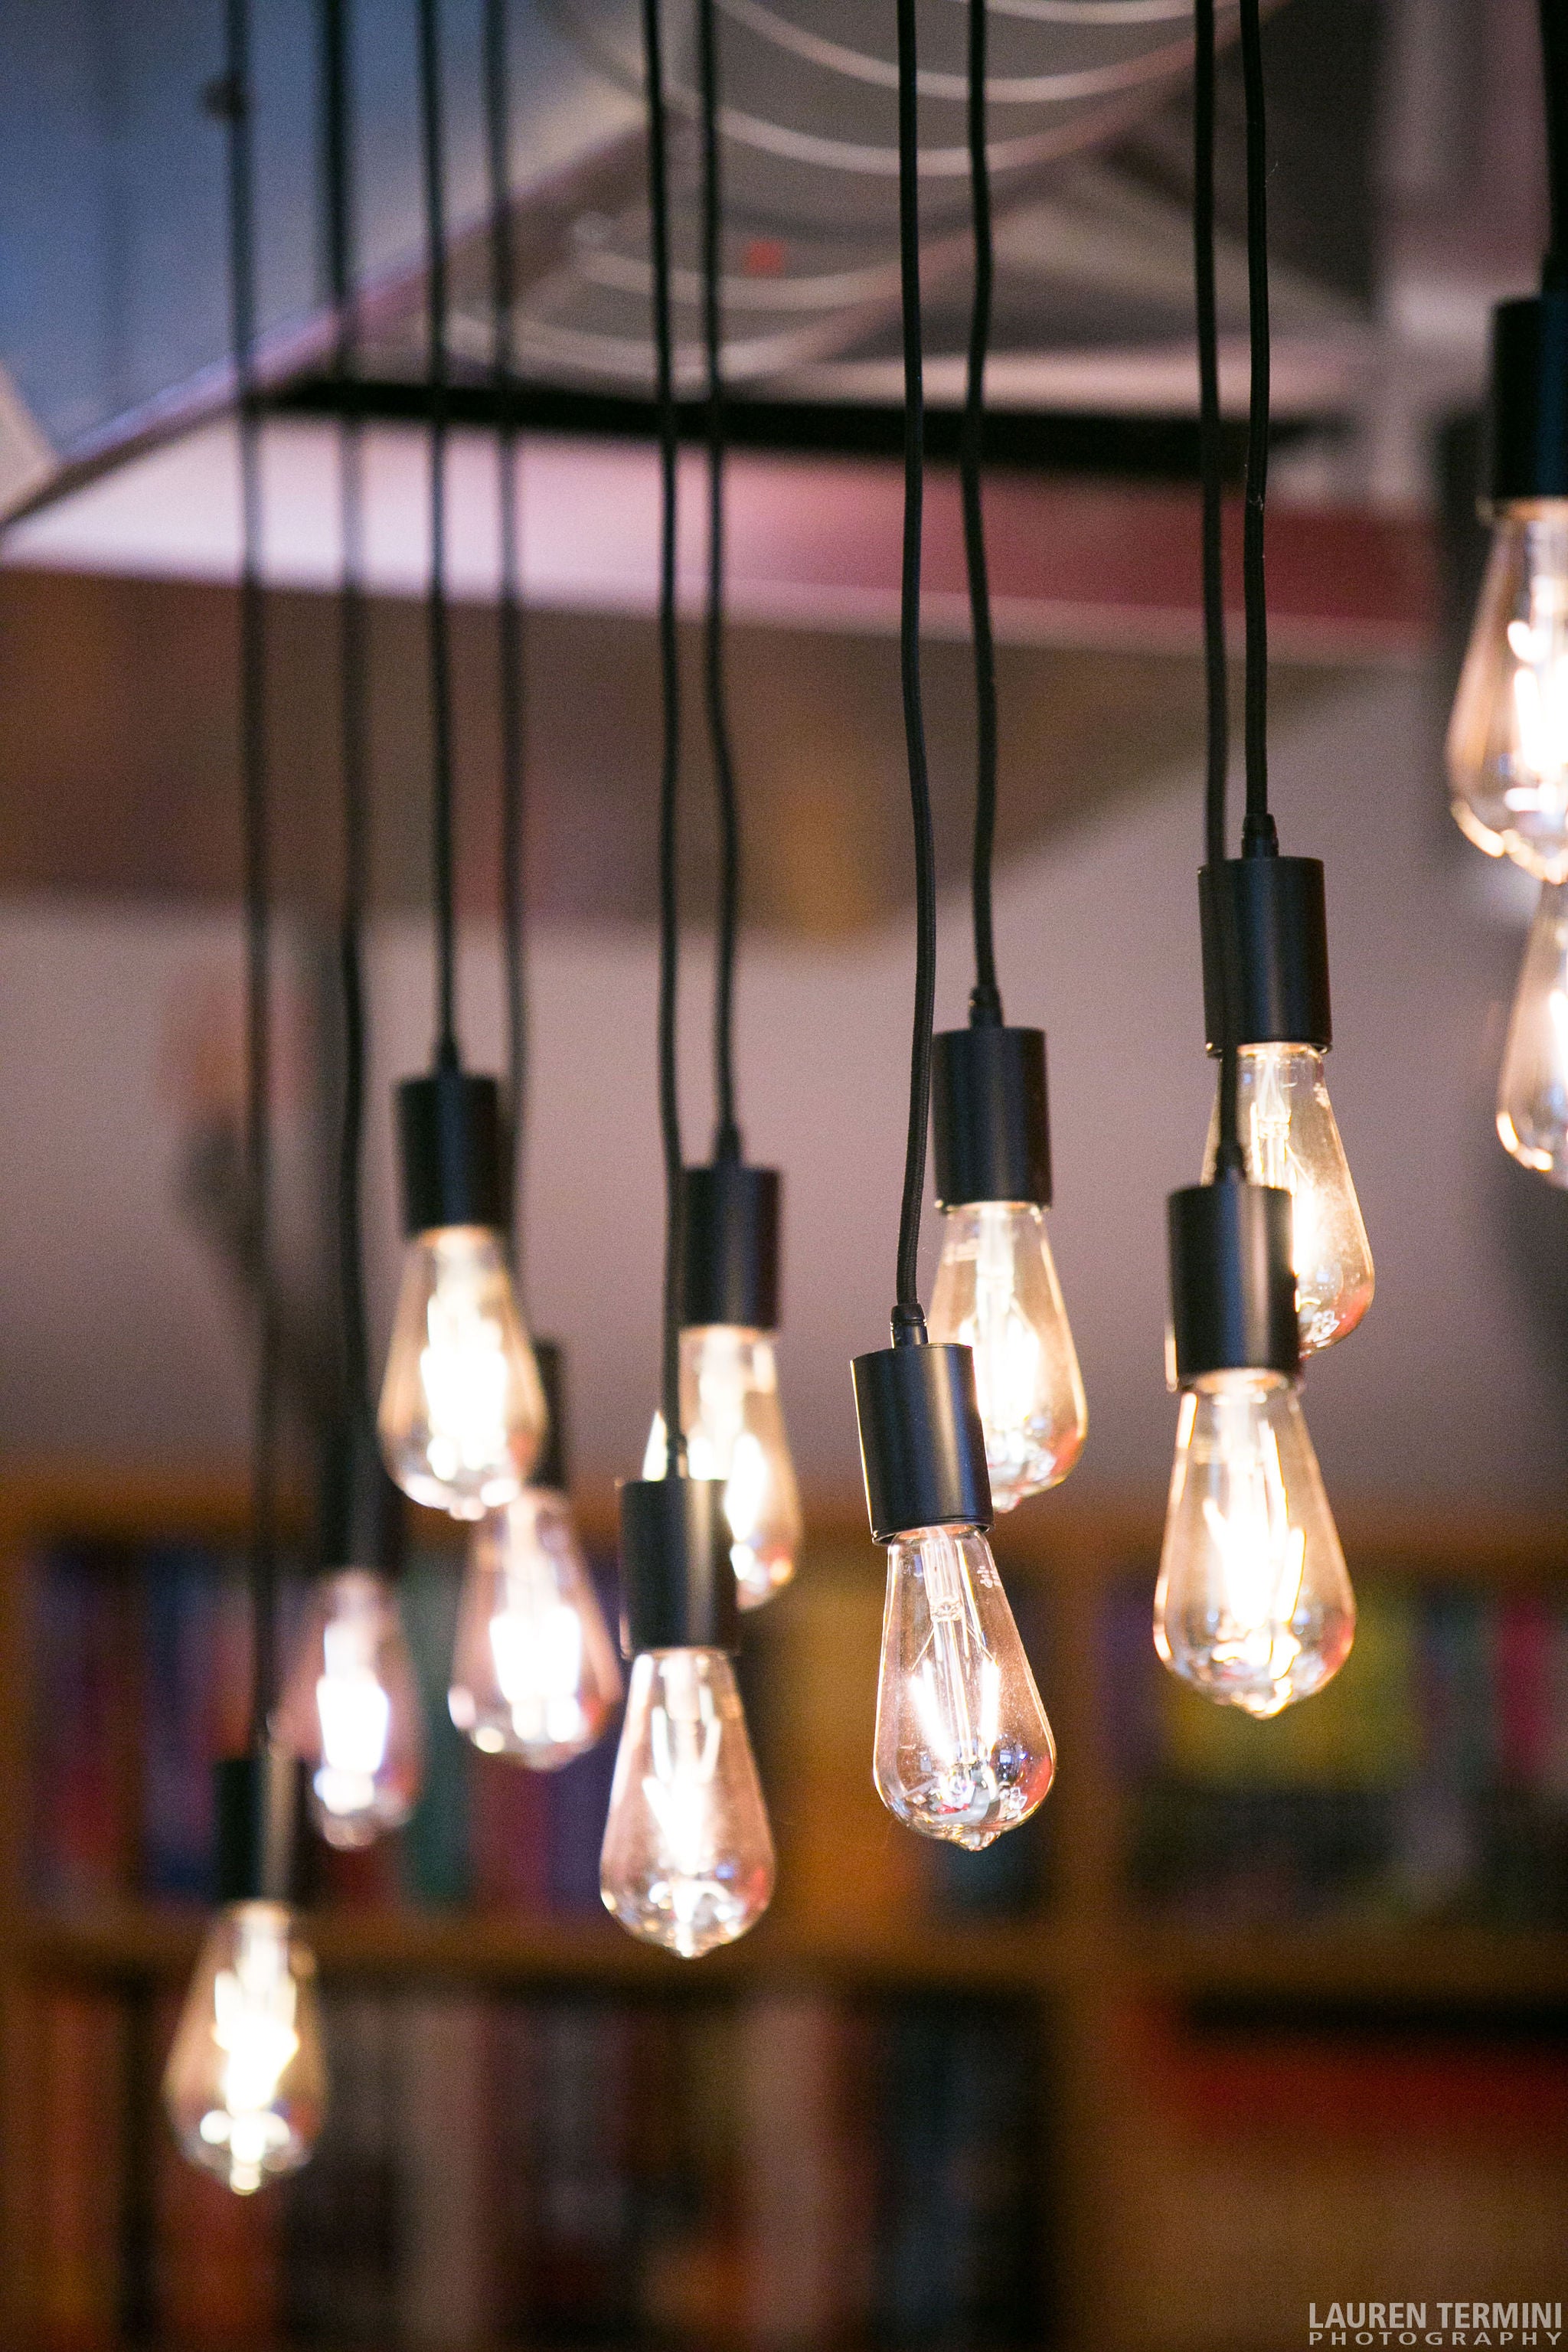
[932,1025,1051,1209]
[397,1066,508,1235]
[1168,1178,1299,1383]
[851,1340,993,1544]
[618,1475,737,1657]
[1489,292,1568,504]
[1200,857,1331,1053]
[680,1161,781,1330]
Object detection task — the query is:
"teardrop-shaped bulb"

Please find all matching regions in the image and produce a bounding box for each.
[1448,501,1568,878]
[926,1202,1086,1508]
[599,1648,775,1958]
[642,1328,802,1606]
[162,1903,326,2196]
[377,1225,547,1517]
[449,1491,623,1768]
[1154,1370,1355,1718]
[1497,877,1568,1181]
[873,1524,1055,1850]
[1202,1044,1374,1354]
[273,1570,425,1848]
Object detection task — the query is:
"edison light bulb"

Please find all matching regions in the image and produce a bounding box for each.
[449,1493,623,1767]
[599,1648,774,1957]
[162,1902,326,2196]
[1155,1370,1355,1718]
[1449,504,1568,878]
[1497,877,1568,1180]
[642,1328,802,1606]
[1202,1047,1374,1353]
[274,1570,424,1847]
[873,1524,1055,1849]
[377,1225,547,1517]
[926,1203,1086,1508]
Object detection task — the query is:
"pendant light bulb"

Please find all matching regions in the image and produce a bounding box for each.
[1497,876,1568,1179]
[377,1223,545,1517]
[642,1328,802,1606]
[1155,1370,1355,1717]
[274,1570,424,1847]
[162,1901,325,2196]
[1200,1046,1374,1353]
[1449,502,1568,879]
[927,1203,1086,1508]
[450,1491,623,1766]
[599,1646,774,1957]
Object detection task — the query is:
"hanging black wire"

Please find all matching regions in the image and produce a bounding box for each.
[1541,0,1568,289]
[643,0,688,1465]
[893,0,936,1345]
[218,0,278,1742]
[961,0,1002,1030]
[1193,0,1242,1172]
[320,0,374,1465]
[1237,0,1276,859]
[697,0,743,1160]
[484,0,529,1243]
[417,0,460,1063]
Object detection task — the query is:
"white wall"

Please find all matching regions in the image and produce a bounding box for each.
[1,660,1558,1516]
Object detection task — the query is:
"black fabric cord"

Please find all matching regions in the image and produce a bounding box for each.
[643,0,688,1463]
[321,0,375,1459]
[1237,0,1276,860]
[1543,0,1568,288]
[697,0,743,1162]
[961,0,1001,1031]
[485,0,529,1251]
[220,0,278,1741]
[893,0,933,1347]
[417,0,459,1062]
[1194,0,1242,1171]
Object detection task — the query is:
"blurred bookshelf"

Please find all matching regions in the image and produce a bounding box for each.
[1,1468,1566,2349]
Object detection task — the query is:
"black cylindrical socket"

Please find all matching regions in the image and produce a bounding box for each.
[1200,857,1331,1052]
[396,1066,508,1235]
[1168,1178,1299,1383]
[681,1161,781,1329]
[214,1749,309,1906]
[851,1341,993,1544]
[528,1338,569,1493]
[618,1475,737,1656]
[931,1026,1051,1208]
[1489,292,1568,504]
[320,1413,405,1575]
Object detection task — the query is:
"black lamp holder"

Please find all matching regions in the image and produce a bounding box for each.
[617,1474,737,1655]
[680,1159,780,1330]
[1167,1174,1299,1385]
[214,1747,309,1907]
[396,1061,508,1235]
[1198,856,1331,1054]
[931,1024,1050,1209]
[1488,291,1568,506]
[851,1339,993,1545]
[528,1338,570,1494]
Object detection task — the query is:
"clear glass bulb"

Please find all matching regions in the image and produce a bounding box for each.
[926,1202,1087,1509]
[872,1524,1056,1851]
[1202,1045,1374,1354]
[162,1902,326,2197]
[377,1225,547,1517]
[1154,1370,1355,1719]
[449,1491,624,1768]
[1497,877,1568,1181]
[273,1570,425,1848]
[1448,502,1568,878]
[599,1648,775,1958]
[642,1328,802,1606]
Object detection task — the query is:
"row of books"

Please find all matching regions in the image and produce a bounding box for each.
[8,1978,1047,2349]
[25,1538,1050,1925]
[1102,1575,1568,1924]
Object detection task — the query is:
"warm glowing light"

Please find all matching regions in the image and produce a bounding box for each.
[1154,1371,1355,1717]
[377,1226,546,1517]
[643,1327,802,1605]
[927,1202,1086,1508]
[449,1491,623,1768]
[275,1570,424,1847]
[1449,502,1568,878]
[873,1524,1055,1848]
[1497,878,1568,1183]
[162,1903,326,2196]
[599,1648,774,1958]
